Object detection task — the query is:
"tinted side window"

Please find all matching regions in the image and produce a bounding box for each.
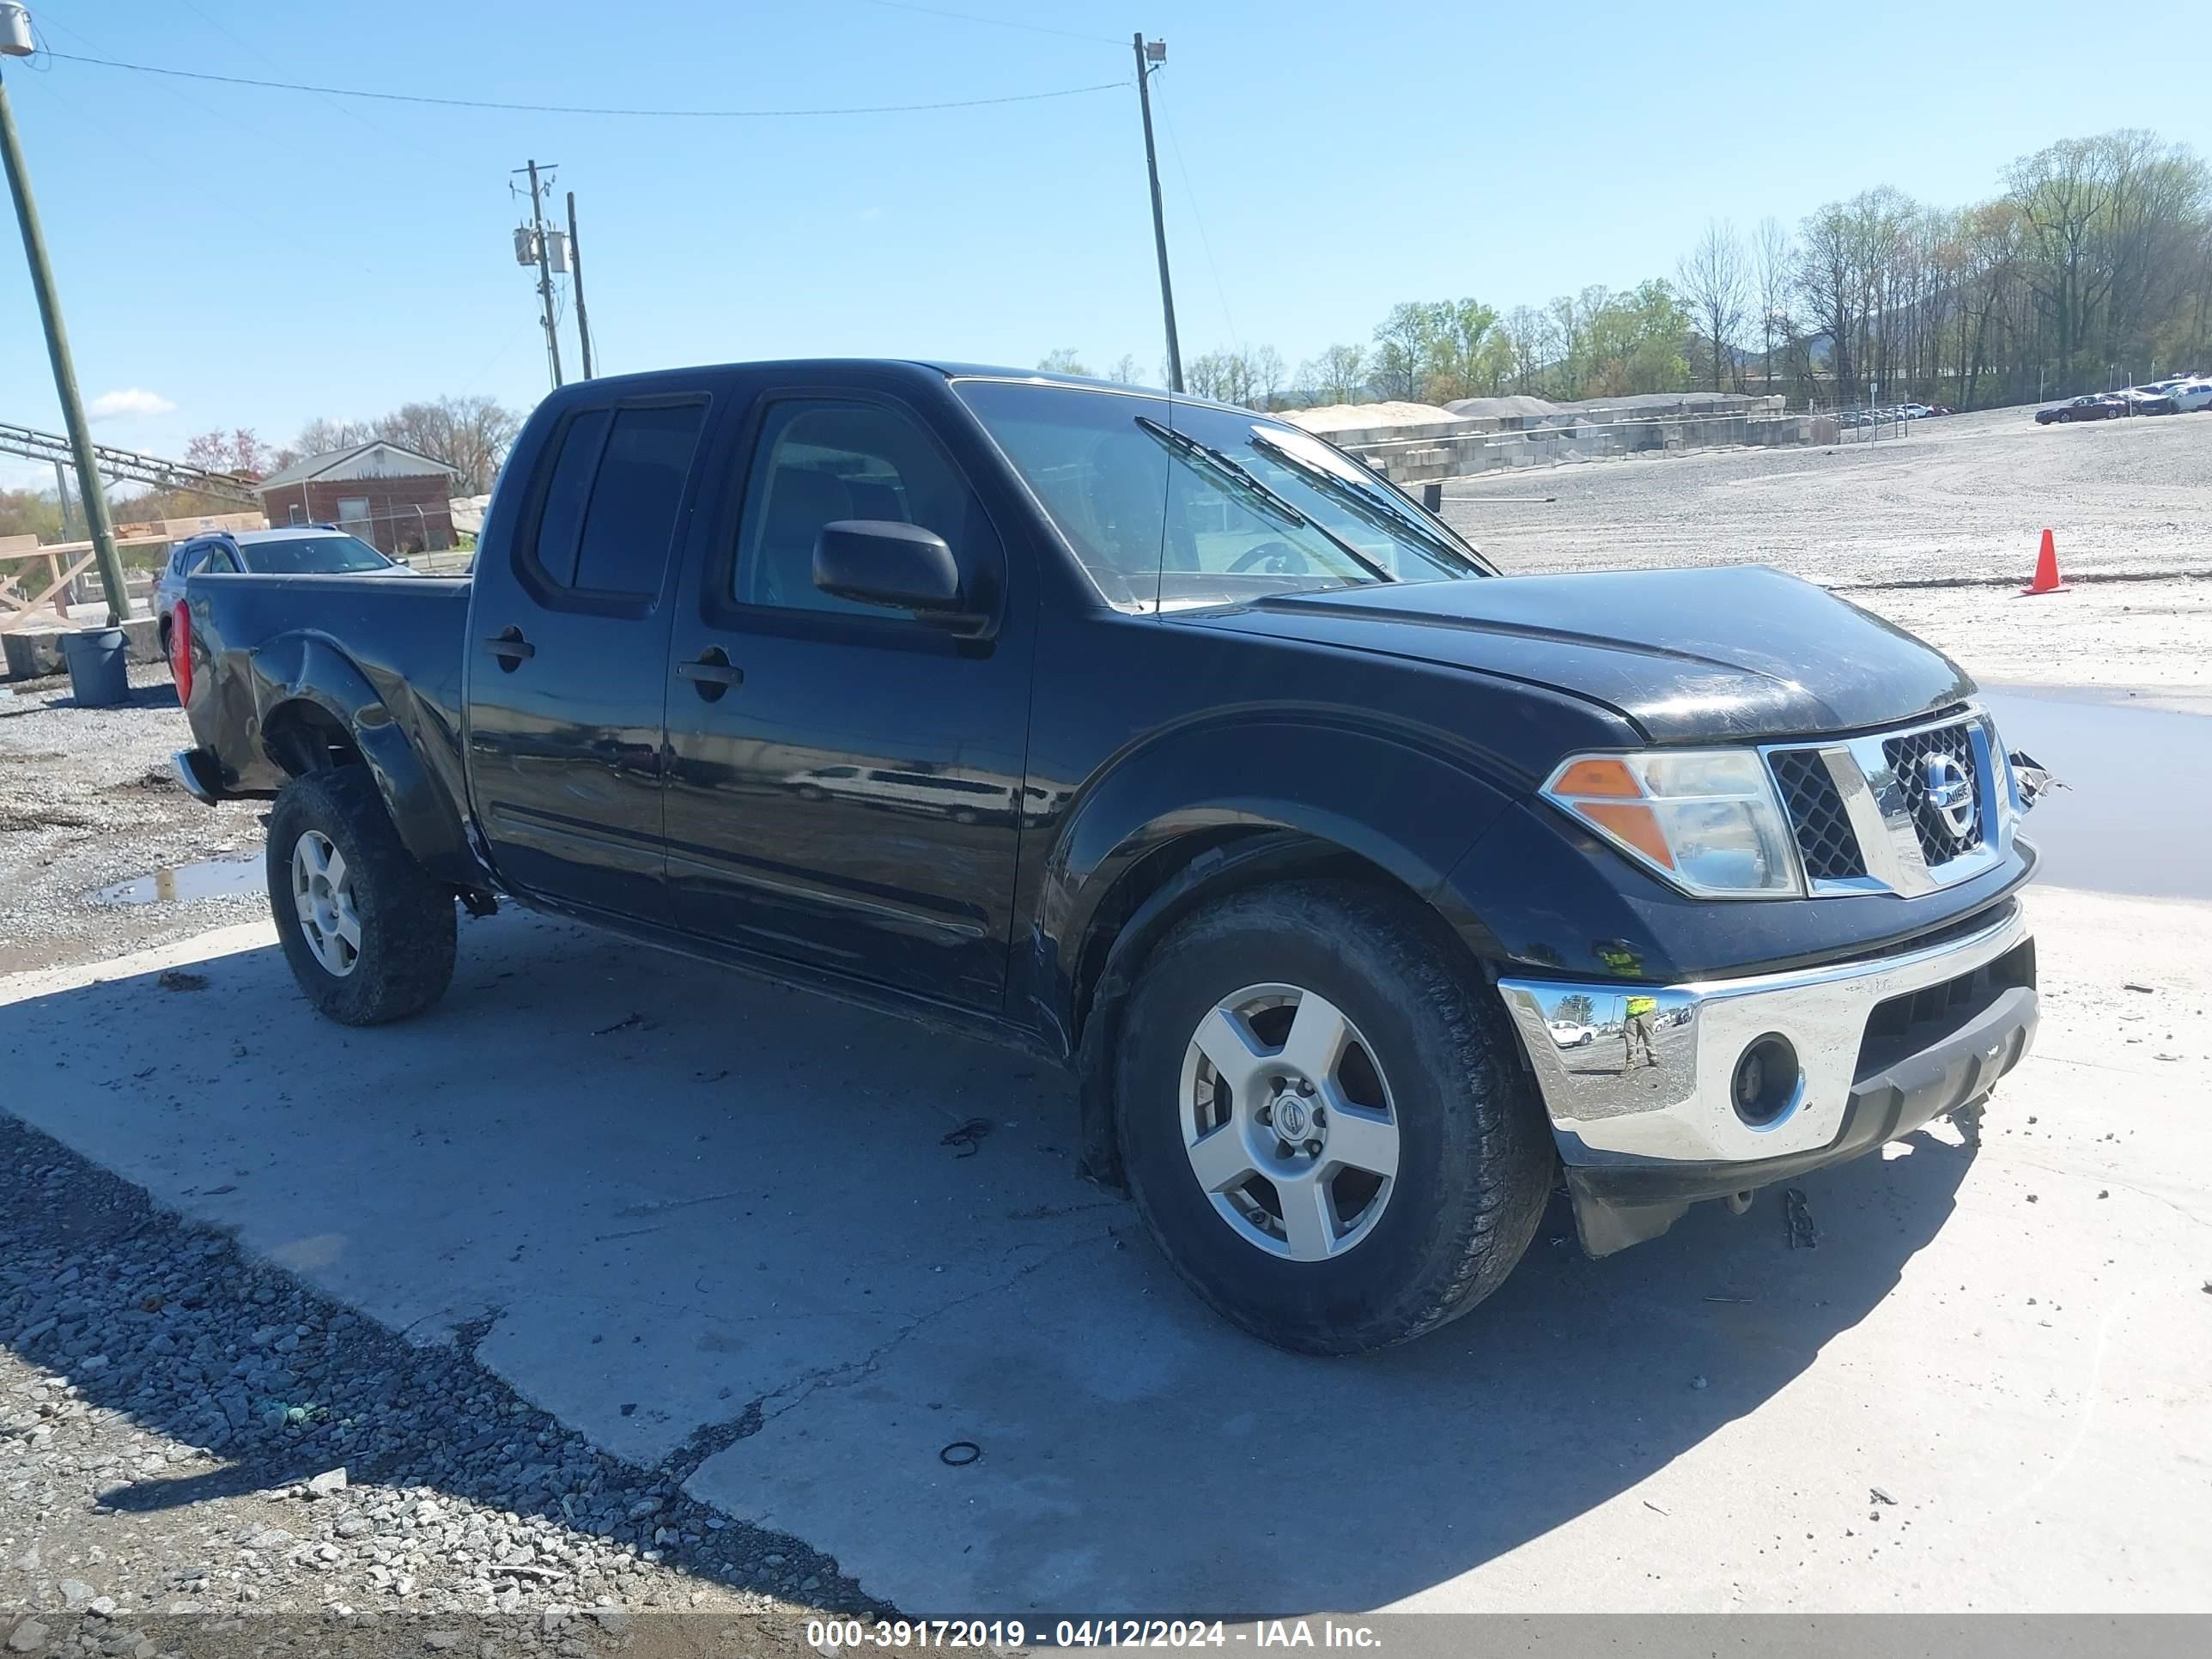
[530,409,611,588]
[732,399,985,617]
[572,404,708,595]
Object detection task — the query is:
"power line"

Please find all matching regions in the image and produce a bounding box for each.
[173,0,445,163]
[37,49,1127,118]
[844,0,1124,46]
[1152,69,1237,350]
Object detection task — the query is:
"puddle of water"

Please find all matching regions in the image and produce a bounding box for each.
[1981,686,2210,901]
[91,856,264,908]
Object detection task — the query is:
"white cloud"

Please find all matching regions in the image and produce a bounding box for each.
[88,387,177,422]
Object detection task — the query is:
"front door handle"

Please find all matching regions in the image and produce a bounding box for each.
[676,647,744,700]
[483,627,535,671]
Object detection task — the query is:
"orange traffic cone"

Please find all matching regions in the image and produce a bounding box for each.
[2020,528,2068,596]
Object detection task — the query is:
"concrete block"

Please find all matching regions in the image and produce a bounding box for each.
[2,617,162,682]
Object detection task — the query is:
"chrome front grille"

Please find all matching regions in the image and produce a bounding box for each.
[1762,708,2009,898]
[1767,747,1867,880]
[1882,722,1984,866]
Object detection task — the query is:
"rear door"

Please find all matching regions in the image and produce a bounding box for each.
[659,371,1035,1009]
[465,386,718,923]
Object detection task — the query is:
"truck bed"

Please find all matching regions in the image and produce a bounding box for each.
[181,570,474,809]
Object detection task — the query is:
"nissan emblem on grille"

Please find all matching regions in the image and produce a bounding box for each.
[1920,752,1975,838]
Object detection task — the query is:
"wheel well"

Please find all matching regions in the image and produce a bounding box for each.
[262,701,365,777]
[1070,827,1488,1187]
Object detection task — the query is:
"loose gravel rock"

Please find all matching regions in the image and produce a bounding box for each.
[0,1113,877,1655]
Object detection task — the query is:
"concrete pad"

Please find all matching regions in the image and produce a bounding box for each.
[3,889,2208,1618]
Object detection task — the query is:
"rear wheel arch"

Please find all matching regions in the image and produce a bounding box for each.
[262,698,367,776]
[257,687,478,889]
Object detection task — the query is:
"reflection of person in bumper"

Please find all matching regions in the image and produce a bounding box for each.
[1622,994,1660,1071]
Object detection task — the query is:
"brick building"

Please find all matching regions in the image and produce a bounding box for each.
[253,441,462,556]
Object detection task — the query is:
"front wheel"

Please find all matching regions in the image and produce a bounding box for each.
[1115,880,1553,1354]
[267,767,457,1025]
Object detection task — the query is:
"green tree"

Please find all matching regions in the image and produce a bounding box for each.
[1370,302,1435,400]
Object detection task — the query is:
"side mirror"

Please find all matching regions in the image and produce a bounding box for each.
[812,520,986,630]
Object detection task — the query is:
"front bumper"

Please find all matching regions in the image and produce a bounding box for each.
[1498,899,2036,1254]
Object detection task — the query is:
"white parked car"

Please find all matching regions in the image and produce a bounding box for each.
[2171,379,2212,413]
[1547,1019,1595,1048]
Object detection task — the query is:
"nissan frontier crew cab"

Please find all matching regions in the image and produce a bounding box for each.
[170,361,2045,1354]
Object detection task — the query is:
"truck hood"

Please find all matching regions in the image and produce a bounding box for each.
[1195,565,1973,744]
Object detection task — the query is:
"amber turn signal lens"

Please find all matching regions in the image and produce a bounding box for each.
[1577,801,1676,870]
[1551,757,1642,798]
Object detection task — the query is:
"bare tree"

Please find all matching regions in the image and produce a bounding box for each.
[1501,307,1548,394]
[183,428,276,478]
[280,417,375,469]
[1753,216,1792,392]
[1108,353,1143,386]
[1249,344,1285,410]
[373,396,525,495]
[1677,219,1748,392]
[1297,343,1369,405]
[1036,349,1091,375]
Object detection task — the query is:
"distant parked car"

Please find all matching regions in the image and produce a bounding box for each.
[2035,395,2122,424]
[2170,379,2212,413]
[1547,1019,1595,1048]
[153,527,402,654]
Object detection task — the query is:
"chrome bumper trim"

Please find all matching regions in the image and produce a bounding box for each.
[1497,902,2033,1166]
[171,748,220,806]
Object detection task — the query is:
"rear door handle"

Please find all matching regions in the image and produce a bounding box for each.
[483,628,535,668]
[677,647,744,699]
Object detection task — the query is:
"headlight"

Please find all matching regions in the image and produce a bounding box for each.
[1541,749,1802,897]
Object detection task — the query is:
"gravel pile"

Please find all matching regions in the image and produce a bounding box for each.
[0,1113,876,1657]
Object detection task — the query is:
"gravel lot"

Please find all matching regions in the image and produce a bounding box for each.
[3,400,2209,1638]
[0,1110,866,1656]
[1447,404,2212,691]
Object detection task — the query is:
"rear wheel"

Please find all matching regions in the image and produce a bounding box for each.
[267,767,456,1025]
[1115,880,1552,1355]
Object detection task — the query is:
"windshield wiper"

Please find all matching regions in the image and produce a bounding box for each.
[1247,430,1489,574]
[1134,417,1394,583]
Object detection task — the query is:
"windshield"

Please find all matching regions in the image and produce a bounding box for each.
[240,534,393,575]
[956,380,1490,612]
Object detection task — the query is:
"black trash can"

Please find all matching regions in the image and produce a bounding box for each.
[60,626,131,708]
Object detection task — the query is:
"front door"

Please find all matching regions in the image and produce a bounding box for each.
[660,381,1033,1010]
[465,389,716,923]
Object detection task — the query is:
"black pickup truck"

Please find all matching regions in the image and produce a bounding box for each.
[173,361,2045,1354]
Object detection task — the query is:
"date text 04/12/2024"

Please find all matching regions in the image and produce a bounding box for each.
[802,1619,1385,1650]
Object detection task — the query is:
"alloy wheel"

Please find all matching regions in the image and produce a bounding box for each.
[1178,982,1401,1261]
[290,829,362,977]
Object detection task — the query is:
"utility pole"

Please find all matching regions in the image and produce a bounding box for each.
[1132,33,1182,393]
[566,190,593,380]
[52,459,71,538]
[1,16,131,623]
[514,159,562,390]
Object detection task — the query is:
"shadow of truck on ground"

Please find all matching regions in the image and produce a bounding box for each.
[0,909,1975,1617]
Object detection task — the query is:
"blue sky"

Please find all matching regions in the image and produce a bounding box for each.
[3,0,2209,488]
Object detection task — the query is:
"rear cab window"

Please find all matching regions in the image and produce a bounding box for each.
[523,399,709,609]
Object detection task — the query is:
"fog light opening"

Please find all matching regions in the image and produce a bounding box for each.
[1732,1034,1800,1127]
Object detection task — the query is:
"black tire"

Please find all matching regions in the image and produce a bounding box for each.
[1115,880,1552,1355]
[266,767,457,1025]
